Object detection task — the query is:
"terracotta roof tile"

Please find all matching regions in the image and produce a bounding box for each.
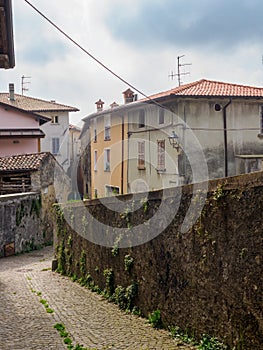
[0,152,50,172]
[146,79,263,100]
[0,93,79,112]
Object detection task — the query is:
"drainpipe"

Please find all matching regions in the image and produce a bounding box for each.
[222,99,232,177]
[121,115,124,194]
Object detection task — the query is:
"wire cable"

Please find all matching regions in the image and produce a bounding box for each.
[24,0,166,109]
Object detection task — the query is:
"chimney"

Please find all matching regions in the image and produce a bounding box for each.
[9,83,15,101]
[95,99,104,112]
[110,102,119,109]
[123,88,134,104]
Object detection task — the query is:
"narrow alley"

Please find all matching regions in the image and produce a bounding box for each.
[0,246,196,350]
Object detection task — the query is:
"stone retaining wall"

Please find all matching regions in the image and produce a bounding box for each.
[0,192,52,257]
[54,171,263,349]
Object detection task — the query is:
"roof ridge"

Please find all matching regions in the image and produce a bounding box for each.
[0,92,79,111]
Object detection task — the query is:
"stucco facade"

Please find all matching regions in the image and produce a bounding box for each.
[89,111,128,199]
[0,103,49,157]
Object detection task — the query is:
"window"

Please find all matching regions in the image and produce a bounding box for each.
[157,140,165,171]
[139,109,145,128]
[260,106,263,134]
[159,108,164,124]
[104,149,110,171]
[93,119,97,142]
[138,141,145,169]
[94,150,98,171]
[105,185,120,197]
[52,138,60,155]
[104,115,111,140]
[51,115,59,124]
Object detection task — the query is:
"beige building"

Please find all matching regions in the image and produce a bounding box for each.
[81,79,263,198]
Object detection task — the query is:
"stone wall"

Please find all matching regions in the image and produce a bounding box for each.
[54,171,263,349]
[0,192,52,257]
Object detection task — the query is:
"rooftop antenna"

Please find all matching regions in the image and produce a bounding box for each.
[169,55,192,86]
[21,75,31,95]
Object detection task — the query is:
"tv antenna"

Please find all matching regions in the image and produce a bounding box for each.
[21,75,31,95]
[169,55,192,86]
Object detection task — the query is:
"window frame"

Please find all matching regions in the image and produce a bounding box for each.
[157,139,166,172]
[104,148,111,172]
[138,141,146,170]
[138,109,145,128]
[52,137,60,155]
[104,115,111,141]
[158,108,164,125]
[94,150,98,171]
[51,115,59,124]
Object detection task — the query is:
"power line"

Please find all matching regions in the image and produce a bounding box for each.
[24,0,166,110]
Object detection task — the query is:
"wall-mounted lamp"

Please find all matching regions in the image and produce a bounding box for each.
[168,131,181,151]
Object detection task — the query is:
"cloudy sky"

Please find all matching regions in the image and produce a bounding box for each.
[2,0,263,125]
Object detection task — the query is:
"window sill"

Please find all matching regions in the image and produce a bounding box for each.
[156,168,166,174]
[137,166,146,170]
[104,138,111,141]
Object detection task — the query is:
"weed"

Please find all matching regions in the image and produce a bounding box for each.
[148,309,163,329]
[124,254,134,273]
[46,307,54,313]
[53,323,89,350]
[80,250,87,275]
[41,267,51,272]
[169,326,195,344]
[111,245,119,257]
[103,268,114,296]
[198,334,227,350]
[212,184,225,201]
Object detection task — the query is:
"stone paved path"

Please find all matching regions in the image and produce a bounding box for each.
[0,246,197,350]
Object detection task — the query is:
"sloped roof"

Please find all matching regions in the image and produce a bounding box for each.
[0,93,79,112]
[0,152,51,172]
[148,79,263,100]
[83,79,263,124]
[0,100,51,125]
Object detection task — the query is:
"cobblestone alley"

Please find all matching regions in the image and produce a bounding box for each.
[0,246,197,350]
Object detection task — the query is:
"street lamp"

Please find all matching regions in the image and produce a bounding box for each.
[168,131,181,152]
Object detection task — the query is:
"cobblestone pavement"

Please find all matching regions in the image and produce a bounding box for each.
[0,246,197,350]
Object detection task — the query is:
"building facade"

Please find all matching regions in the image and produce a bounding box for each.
[0,85,79,171]
[82,79,263,198]
[0,97,50,157]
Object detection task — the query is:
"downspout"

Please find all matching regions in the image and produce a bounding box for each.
[121,115,124,194]
[223,99,232,177]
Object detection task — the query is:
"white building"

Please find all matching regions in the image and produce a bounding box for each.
[0,85,79,172]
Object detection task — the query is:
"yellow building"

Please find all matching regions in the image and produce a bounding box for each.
[83,91,133,199]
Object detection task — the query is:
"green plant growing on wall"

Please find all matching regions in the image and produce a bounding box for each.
[140,198,149,213]
[103,268,114,297]
[111,244,119,257]
[67,235,73,247]
[212,184,225,202]
[113,282,138,312]
[124,254,134,273]
[81,215,88,233]
[120,208,132,229]
[198,334,227,350]
[57,242,66,275]
[16,202,25,226]
[80,250,87,275]
[30,196,42,217]
[54,204,65,237]
[148,309,163,329]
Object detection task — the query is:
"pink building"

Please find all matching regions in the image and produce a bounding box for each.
[0,88,50,157]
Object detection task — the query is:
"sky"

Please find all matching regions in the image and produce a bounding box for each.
[1,0,263,125]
